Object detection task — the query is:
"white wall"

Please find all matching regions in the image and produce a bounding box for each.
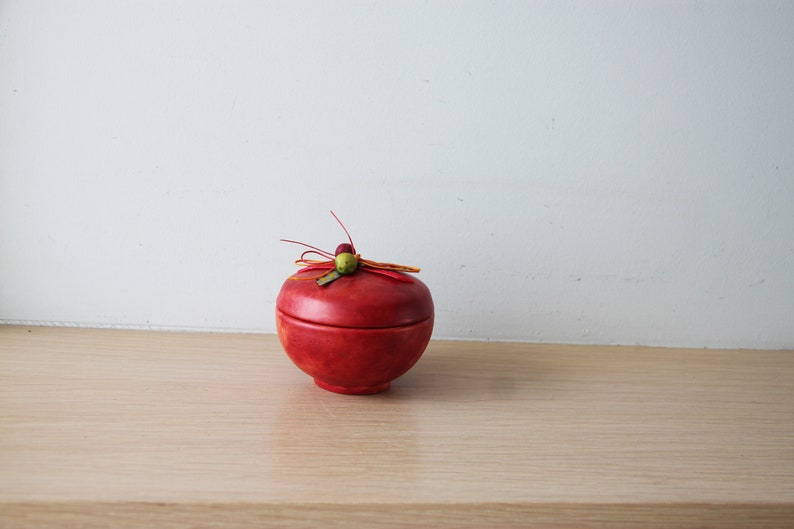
[1,1,792,348]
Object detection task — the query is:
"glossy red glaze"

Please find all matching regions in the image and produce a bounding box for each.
[276,269,434,394]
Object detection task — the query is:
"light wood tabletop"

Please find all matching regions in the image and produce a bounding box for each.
[1,325,792,527]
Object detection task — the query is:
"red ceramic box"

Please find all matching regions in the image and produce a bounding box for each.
[276,268,434,394]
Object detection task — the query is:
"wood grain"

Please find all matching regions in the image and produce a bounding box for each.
[1,326,792,527]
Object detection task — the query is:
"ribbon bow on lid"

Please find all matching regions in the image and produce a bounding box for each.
[281,211,421,286]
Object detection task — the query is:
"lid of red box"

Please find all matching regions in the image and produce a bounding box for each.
[276,269,433,328]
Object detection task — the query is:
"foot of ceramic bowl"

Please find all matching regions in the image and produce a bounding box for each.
[314,379,391,395]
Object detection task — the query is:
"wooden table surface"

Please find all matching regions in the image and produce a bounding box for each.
[1,325,792,527]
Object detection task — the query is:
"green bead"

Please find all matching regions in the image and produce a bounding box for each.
[335,252,358,275]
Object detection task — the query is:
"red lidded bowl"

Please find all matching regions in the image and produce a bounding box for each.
[276,268,434,394]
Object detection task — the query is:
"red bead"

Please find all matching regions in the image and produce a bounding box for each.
[335,243,353,256]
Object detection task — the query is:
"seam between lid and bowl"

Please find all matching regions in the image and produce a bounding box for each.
[276,309,434,330]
